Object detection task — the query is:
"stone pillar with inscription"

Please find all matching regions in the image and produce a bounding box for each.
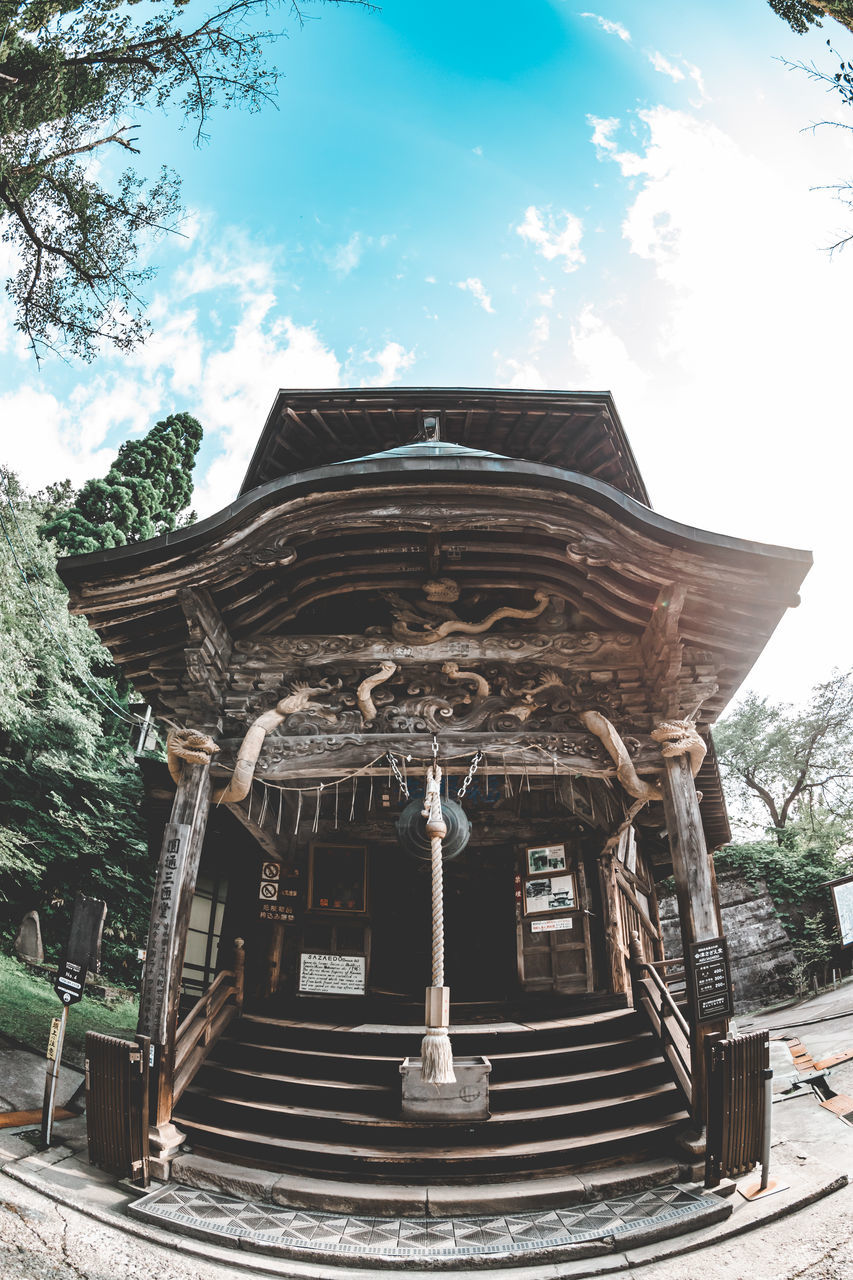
[137,734,216,1179]
[659,750,729,1131]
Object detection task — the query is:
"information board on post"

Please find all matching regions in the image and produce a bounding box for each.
[53,892,107,1006]
[689,936,734,1022]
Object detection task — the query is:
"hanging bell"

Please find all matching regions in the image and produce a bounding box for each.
[396,797,471,861]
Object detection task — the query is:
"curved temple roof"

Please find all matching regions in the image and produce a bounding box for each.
[240,387,651,506]
[57,390,812,851]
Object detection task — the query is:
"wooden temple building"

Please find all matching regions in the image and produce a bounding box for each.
[59,388,811,1203]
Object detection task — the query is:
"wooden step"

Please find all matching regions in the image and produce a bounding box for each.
[181,1079,680,1131]
[175,1108,691,1177]
[489,1056,665,1093]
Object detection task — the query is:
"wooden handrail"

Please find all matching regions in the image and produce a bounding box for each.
[172,938,245,1105]
[629,932,692,1108]
[636,957,691,1040]
[175,969,233,1046]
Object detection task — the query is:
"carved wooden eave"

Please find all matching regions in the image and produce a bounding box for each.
[57,433,810,855]
[58,447,811,715]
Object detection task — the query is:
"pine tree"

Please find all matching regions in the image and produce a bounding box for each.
[42,411,203,554]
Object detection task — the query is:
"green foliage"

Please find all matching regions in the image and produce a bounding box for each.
[0,951,138,1064]
[715,671,853,847]
[769,1,853,35]
[0,471,154,984]
[41,411,203,553]
[0,0,369,361]
[796,912,834,971]
[768,1,825,33]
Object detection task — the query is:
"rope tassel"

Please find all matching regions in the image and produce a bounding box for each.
[420,762,455,1085]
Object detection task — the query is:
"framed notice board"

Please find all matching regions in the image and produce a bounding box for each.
[689,937,734,1023]
[827,874,853,947]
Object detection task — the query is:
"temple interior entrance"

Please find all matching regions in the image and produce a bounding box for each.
[369,843,517,1003]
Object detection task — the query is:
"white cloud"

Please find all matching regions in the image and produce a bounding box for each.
[360,341,416,386]
[0,386,115,491]
[193,304,341,514]
[516,206,585,272]
[327,232,364,276]
[500,359,547,390]
[457,277,495,313]
[537,287,556,308]
[1,232,344,517]
[579,13,631,43]
[588,116,620,156]
[472,145,483,156]
[569,104,853,699]
[685,63,707,101]
[567,306,648,403]
[532,314,550,345]
[648,52,684,83]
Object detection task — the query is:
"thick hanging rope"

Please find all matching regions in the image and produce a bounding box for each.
[420,761,455,1084]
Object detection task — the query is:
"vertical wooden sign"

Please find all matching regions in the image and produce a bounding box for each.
[138,822,191,1044]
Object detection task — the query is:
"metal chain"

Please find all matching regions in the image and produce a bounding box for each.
[457,750,483,798]
[387,751,410,798]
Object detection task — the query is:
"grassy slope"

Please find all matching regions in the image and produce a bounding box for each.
[0,952,138,1065]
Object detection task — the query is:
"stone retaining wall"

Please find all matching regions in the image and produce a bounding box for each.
[660,866,796,1013]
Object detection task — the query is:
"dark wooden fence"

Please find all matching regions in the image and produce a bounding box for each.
[85,1031,150,1187]
[705,1029,770,1188]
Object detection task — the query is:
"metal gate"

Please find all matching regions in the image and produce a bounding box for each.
[85,1031,150,1187]
[705,1029,770,1188]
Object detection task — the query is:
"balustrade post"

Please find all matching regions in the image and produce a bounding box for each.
[233,937,246,1011]
[628,930,645,1011]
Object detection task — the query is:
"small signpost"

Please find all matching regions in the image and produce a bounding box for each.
[689,936,734,1023]
[42,892,107,1145]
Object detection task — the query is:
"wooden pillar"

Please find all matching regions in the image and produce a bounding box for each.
[137,749,214,1179]
[660,752,728,1129]
[263,921,286,998]
[597,850,629,996]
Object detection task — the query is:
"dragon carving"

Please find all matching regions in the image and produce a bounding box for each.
[383,580,552,645]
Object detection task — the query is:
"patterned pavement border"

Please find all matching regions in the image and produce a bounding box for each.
[130,1182,724,1261]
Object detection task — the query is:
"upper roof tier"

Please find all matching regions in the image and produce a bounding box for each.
[240,388,651,506]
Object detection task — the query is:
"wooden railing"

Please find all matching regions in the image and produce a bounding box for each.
[614,836,663,968]
[173,938,245,1104]
[629,933,692,1108]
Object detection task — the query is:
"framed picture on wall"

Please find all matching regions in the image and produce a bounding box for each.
[526,844,567,875]
[524,873,575,915]
[308,844,367,914]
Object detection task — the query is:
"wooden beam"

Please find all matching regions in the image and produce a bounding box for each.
[598,850,630,995]
[212,731,665,780]
[660,751,728,1128]
[640,583,685,718]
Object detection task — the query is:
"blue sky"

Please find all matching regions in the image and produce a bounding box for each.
[3,1,853,705]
